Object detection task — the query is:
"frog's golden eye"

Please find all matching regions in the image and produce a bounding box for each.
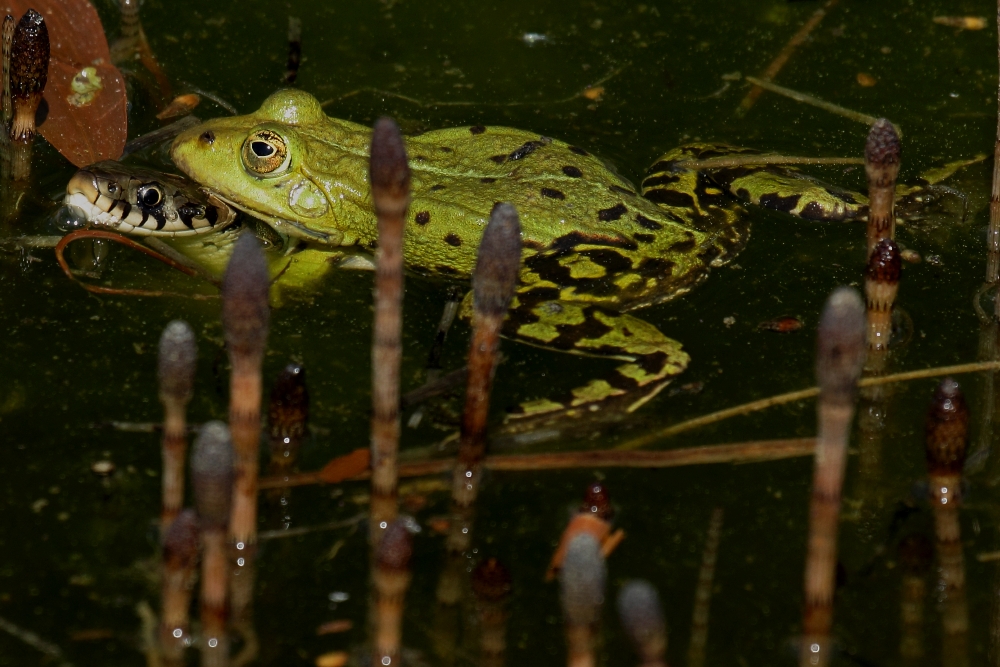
[242,129,290,176]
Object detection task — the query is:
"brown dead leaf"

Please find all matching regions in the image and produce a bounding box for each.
[2,0,126,165]
[318,448,370,484]
[582,85,604,101]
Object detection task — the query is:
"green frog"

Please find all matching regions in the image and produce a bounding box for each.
[159,90,966,424]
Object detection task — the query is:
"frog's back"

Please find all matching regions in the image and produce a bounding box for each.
[404,127,745,310]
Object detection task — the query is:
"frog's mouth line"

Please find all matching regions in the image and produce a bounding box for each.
[207,191,335,244]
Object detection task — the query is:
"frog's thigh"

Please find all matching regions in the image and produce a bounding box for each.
[497,296,689,418]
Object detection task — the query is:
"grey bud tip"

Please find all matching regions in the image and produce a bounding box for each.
[618,580,666,652]
[560,533,606,625]
[369,117,411,208]
[473,203,522,316]
[816,287,866,399]
[221,234,270,358]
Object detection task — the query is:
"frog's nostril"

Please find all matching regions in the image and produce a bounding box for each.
[200,130,215,146]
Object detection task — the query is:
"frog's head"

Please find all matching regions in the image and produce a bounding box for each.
[171,89,341,243]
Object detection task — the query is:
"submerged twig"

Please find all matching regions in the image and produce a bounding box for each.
[675,155,862,172]
[737,0,840,115]
[688,508,723,667]
[743,76,886,130]
[283,17,301,84]
[615,360,1000,449]
[121,116,201,157]
[259,437,816,490]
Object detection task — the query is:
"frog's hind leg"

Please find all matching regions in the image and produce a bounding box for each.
[472,291,689,429]
[645,143,870,222]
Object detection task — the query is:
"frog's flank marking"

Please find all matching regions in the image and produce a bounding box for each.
[597,204,628,221]
[508,140,546,161]
[429,184,446,191]
[562,166,582,178]
[415,211,430,225]
[634,234,655,244]
[438,146,453,152]
[757,192,801,212]
[568,145,589,156]
[489,154,506,163]
[635,215,662,230]
[445,233,462,247]
[481,177,497,183]
[469,125,485,135]
[541,187,565,200]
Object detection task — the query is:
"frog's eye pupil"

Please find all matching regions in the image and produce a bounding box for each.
[139,185,163,208]
[251,141,275,158]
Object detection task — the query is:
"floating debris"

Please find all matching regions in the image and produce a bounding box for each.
[521,32,549,46]
[156,93,200,120]
[933,16,987,30]
[758,316,803,333]
[856,72,877,87]
[582,85,604,101]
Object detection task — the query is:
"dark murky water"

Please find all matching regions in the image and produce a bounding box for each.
[1,0,998,664]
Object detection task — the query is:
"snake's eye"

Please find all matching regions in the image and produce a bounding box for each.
[242,129,290,176]
[137,183,164,208]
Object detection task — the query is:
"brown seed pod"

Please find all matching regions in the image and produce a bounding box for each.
[9,9,48,142]
[925,378,969,477]
[581,481,613,521]
[865,238,902,287]
[472,557,512,602]
[864,118,901,172]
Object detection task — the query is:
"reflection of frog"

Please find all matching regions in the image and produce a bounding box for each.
[73,89,964,424]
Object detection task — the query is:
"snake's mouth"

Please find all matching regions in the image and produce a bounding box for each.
[208,190,338,245]
[63,169,122,228]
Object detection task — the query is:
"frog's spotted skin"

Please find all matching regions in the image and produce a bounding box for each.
[167,89,968,425]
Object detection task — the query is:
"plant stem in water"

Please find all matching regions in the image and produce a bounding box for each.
[158,321,197,534]
[800,288,866,667]
[369,117,410,543]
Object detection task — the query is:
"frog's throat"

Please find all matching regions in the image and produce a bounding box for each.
[208,191,342,245]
